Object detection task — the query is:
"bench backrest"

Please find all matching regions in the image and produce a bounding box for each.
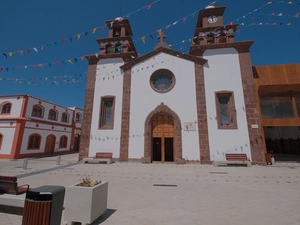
[0,176,18,195]
[95,152,113,159]
[225,154,248,161]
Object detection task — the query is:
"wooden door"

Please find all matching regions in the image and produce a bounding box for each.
[165,138,174,162]
[152,115,174,162]
[45,135,55,155]
[152,138,161,161]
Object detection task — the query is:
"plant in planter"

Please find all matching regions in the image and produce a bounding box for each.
[64,177,108,225]
[77,176,101,187]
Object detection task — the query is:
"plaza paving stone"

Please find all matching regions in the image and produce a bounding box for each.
[0,153,300,225]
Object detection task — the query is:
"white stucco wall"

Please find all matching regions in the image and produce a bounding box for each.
[203,48,251,161]
[129,52,200,160]
[0,96,24,117]
[89,58,124,158]
[25,97,74,126]
[0,121,16,154]
[20,124,72,155]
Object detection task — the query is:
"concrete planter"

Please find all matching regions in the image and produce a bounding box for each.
[64,181,108,225]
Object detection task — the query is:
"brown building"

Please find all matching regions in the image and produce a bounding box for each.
[254,64,300,161]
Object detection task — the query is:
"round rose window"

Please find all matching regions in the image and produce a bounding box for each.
[150,69,175,93]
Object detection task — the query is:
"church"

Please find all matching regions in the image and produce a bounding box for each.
[79,5,300,165]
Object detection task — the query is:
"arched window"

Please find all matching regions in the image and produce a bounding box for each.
[32,105,44,118]
[61,113,69,123]
[0,133,3,150]
[75,113,81,122]
[59,135,68,148]
[28,134,41,149]
[1,103,12,114]
[48,109,58,120]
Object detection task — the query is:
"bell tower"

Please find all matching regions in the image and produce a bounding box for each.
[190,6,238,52]
[96,18,137,58]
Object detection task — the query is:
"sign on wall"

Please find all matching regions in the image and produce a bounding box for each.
[183,122,196,131]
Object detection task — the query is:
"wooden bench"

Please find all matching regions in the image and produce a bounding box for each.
[213,154,251,167]
[226,154,248,161]
[0,176,30,207]
[82,152,113,164]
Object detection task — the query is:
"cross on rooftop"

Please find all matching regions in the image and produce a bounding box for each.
[157,31,166,43]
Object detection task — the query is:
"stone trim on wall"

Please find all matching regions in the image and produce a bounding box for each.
[119,68,131,162]
[78,62,98,161]
[142,103,186,164]
[194,63,211,164]
[238,51,266,165]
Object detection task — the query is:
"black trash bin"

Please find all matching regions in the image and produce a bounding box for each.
[22,185,65,225]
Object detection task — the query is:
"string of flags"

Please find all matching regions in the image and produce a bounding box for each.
[81,130,261,157]
[0,0,162,60]
[0,32,205,73]
[0,28,229,74]
[234,1,275,23]
[234,0,300,24]
[0,52,185,85]
[0,0,220,72]
[1,0,297,77]
[134,0,219,45]
[273,0,300,4]
[248,22,299,26]
[255,12,299,17]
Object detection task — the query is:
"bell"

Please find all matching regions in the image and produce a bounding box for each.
[114,31,120,37]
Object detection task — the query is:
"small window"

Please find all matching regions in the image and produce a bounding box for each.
[59,135,68,148]
[215,91,237,129]
[48,109,57,120]
[32,105,44,118]
[99,96,115,129]
[28,134,41,149]
[61,113,69,123]
[1,103,11,114]
[75,113,81,122]
[0,133,3,150]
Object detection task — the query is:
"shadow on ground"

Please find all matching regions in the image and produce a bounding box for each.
[70,208,117,225]
[0,205,23,216]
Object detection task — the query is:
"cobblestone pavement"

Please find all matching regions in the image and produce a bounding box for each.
[1,153,300,225]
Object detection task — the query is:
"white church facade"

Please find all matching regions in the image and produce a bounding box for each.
[79,6,266,165]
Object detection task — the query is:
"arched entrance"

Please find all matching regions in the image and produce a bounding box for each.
[152,115,174,162]
[45,135,56,155]
[142,103,185,164]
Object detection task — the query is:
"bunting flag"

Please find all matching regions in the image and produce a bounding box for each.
[0,0,163,60]
[141,36,146,43]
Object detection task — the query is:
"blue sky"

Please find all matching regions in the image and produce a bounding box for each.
[0,0,299,109]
